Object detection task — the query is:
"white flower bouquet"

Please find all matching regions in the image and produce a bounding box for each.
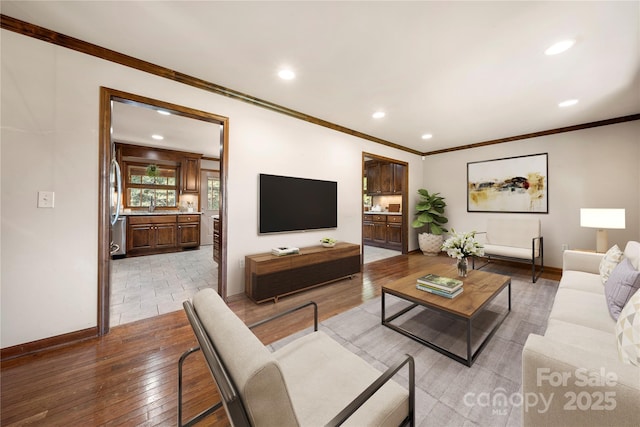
[441,229,484,260]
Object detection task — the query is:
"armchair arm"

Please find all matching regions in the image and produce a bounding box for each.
[325,354,415,427]
[248,301,318,331]
[532,235,543,257]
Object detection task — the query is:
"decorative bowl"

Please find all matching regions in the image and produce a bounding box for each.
[321,242,336,248]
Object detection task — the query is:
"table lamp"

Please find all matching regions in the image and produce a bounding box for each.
[580,208,626,253]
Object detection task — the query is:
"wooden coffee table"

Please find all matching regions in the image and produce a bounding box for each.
[381,263,511,367]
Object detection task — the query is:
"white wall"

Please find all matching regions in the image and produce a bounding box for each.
[422,120,640,269]
[0,30,423,348]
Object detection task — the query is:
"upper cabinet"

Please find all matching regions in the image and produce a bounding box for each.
[181,155,201,194]
[365,161,404,195]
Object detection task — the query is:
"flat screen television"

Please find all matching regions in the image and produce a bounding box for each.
[259,173,338,234]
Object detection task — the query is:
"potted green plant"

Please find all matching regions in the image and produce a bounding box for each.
[146,164,159,178]
[411,189,448,256]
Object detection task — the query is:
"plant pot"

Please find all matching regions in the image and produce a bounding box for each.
[418,233,443,256]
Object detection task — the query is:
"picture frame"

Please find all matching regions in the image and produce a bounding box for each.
[467,153,548,213]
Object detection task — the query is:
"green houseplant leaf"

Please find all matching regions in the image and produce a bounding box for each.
[411,189,448,235]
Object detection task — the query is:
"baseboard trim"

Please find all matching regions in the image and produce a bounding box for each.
[1,327,98,362]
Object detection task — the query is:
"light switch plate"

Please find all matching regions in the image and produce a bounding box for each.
[38,191,55,208]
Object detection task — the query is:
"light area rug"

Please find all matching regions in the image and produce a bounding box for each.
[269,271,559,427]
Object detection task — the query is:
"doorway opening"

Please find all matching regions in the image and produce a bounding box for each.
[362,153,408,264]
[98,87,229,335]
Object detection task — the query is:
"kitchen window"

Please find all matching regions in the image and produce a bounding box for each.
[125,163,178,208]
[207,176,220,210]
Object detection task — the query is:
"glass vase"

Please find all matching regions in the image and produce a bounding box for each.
[457,257,468,278]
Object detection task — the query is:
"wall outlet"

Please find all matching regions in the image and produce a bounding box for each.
[239,259,245,269]
[37,191,55,208]
[561,244,569,251]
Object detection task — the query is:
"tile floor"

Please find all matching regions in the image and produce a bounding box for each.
[110,245,217,326]
[362,245,402,264]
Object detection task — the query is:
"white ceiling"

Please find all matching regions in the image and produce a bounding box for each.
[112,101,221,157]
[2,1,639,154]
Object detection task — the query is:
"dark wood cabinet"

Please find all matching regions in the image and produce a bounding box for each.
[362,221,374,241]
[181,156,201,194]
[245,243,361,303]
[386,215,403,250]
[126,214,200,256]
[363,213,403,250]
[177,215,201,247]
[392,163,404,193]
[365,161,404,195]
[365,161,381,194]
[127,216,176,252]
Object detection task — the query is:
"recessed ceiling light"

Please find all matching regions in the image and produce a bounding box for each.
[151,134,164,140]
[558,99,579,108]
[421,134,433,140]
[545,39,575,55]
[278,69,296,80]
[372,111,386,119]
[157,110,171,116]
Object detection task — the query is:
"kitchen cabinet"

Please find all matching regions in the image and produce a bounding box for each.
[365,161,381,194]
[363,213,402,250]
[365,161,404,195]
[181,156,201,194]
[126,214,201,256]
[177,215,201,247]
[392,163,404,193]
[128,216,176,252]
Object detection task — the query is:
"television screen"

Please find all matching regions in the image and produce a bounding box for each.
[259,174,338,234]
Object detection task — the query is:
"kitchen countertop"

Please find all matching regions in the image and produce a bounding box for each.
[363,211,402,215]
[119,211,203,216]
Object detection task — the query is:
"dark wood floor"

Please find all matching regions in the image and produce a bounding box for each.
[1,254,559,426]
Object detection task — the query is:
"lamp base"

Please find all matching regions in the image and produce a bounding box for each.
[596,229,609,253]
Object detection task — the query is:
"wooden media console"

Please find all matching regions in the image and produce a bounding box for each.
[244,242,361,303]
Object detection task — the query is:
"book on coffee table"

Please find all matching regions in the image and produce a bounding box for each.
[416,283,463,298]
[416,273,463,292]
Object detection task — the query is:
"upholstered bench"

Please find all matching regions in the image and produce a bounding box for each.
[178,288,415,426]
[474,217,543,282]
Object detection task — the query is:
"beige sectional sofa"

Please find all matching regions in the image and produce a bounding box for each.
[522,241,640,427]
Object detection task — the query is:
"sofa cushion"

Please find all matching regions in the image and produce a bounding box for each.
[599,244,624,284]
[274,331,408,426]
[558,270,604,295]
[616,290,640,366]
[623,241,640,270]
[604,258,640,320]
[548,288,614,333]
[544,318,619,361]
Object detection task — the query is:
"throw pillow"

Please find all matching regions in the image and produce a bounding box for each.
[604,258,640,320]
[599,244,624,284]
[616,290,640,366]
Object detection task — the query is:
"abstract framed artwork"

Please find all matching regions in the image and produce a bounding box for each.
[467,153,548,213]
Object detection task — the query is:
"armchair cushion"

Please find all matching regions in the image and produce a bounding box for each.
[274,331,408,426]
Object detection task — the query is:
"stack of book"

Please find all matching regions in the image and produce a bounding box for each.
[416,273,463,299]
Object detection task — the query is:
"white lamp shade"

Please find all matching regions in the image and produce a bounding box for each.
[580,208,626,229]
